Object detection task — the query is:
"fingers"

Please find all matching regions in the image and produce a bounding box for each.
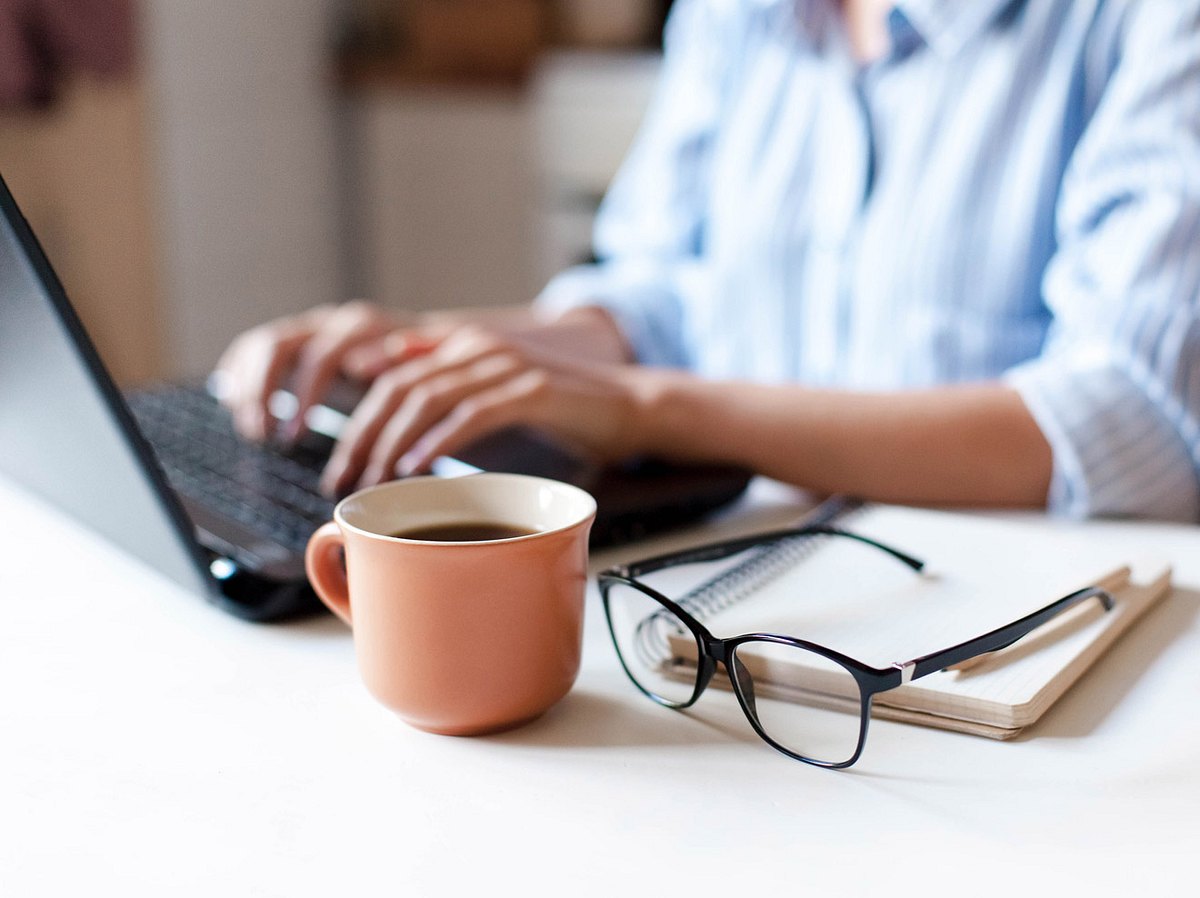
[216,309,332,441]
[391,370,551,477]
[317,324,637,498]
[320,342,522,496]
[341,330,444,380]
[213,302,406,444]
[395,363,637,476]
[235,332,302,441]
[357,353,526,487]
[283,301,395,443]
[321,356,450,494]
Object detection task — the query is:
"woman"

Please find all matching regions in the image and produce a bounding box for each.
[217,0,1200,520]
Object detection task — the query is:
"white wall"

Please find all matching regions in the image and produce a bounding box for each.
[531,50,660,283]
[350,51,660,317]
[141,0,346,378]
[352,89,540,314]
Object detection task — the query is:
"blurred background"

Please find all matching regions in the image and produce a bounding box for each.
[0,0,671,386]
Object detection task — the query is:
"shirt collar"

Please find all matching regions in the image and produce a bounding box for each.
[760,0,1019,58]
[894,0,1020,57]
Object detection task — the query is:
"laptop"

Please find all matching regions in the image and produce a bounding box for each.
[0,174,750,621]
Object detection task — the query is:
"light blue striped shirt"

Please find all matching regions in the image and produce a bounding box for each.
[538,0,1200,521]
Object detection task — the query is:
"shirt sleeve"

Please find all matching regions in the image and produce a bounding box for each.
[1005,3,1200,521]
[535,0,734,368]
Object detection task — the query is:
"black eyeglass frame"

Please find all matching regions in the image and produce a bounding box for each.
[598,525,1115,769]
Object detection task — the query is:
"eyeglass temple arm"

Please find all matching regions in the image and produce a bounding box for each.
[622,526,925,578]
[902,585,1115,682]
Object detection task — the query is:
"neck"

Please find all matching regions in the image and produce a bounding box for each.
[842,0,895,64]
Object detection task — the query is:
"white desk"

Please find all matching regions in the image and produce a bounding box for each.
[2,476,1197,895]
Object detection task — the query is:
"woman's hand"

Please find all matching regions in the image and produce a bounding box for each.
[320,324,648,497]
[214,301,415,443]
[214,301,631,448]
[214,300,649,496]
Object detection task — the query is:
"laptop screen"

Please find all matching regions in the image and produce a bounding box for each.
[0,176,213,598]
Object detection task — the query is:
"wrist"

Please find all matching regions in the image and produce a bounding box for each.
[543,305,634,364]
[620,367,703,459]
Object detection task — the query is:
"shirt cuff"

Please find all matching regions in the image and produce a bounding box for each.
[1005,356,1200,521]
[535,263,690,369]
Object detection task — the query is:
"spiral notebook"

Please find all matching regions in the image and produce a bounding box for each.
[666,502,1173,739]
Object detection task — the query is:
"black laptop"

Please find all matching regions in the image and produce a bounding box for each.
[0,174,749,621]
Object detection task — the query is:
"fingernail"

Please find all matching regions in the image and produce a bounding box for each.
[245,414,265,443]
[397,451,422,477]
[278,423,298,448]
[255,409,274,442]
[319,467,340,497]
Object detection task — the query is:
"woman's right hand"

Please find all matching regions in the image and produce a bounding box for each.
[214,301,423,443]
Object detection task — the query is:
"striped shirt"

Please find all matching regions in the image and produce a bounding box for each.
[538,0,1200,521]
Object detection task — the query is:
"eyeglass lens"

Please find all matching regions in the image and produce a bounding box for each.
[729,640,865,765]
[604,580,702,706]
[604,580,866,765]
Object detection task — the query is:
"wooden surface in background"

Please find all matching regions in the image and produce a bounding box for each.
[0,76,163,387]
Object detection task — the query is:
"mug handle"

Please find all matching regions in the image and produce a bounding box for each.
[305,521,352,626]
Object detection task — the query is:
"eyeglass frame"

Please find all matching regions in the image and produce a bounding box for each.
[597,525,1115,769]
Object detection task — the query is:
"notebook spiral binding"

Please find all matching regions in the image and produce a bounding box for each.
[677,496,865,623]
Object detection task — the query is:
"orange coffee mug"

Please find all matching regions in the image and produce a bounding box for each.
[305,473,596,735]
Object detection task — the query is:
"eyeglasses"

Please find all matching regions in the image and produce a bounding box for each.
[598,525,1113,768]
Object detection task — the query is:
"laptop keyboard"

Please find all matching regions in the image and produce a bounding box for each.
[127,385,335,554]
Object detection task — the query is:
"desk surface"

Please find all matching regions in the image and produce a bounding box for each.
[2,476,1197,895]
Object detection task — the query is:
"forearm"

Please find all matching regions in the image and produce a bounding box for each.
[630,373,1053,508]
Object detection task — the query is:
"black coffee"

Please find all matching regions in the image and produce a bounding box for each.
[389,521,540,542]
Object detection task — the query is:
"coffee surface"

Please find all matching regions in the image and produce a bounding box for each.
[389,521,539,542]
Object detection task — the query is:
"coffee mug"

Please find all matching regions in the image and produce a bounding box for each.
[305,473,596,735]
